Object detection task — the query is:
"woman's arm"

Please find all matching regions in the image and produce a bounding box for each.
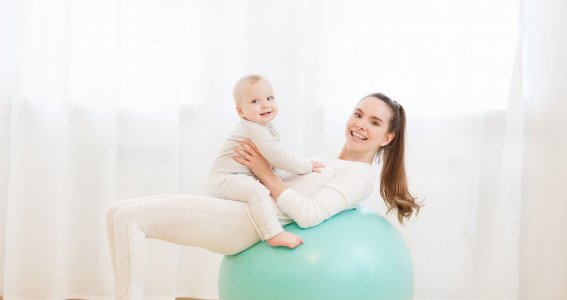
[276,165,373,228]
[233,139,374,228]
[232,139,287,200]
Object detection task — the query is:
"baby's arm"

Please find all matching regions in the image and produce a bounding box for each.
[247,126,314,175]
[311,161,325,173]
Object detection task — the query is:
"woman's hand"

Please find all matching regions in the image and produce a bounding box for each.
[232,139,274,180]
[232,139,287,200]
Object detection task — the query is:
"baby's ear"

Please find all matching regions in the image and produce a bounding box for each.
[235,105,243,117]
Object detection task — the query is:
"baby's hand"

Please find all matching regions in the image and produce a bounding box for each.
[311,161,325,173]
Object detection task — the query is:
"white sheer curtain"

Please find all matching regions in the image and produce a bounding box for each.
[2,0,565,299]
[520,0,567,299]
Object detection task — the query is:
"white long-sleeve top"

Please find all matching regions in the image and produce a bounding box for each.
[276,155,375,229]
[210,118,312,176]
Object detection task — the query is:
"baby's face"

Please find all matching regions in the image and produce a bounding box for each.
[236,79,278,125]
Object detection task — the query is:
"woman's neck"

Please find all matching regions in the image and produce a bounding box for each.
[338,147,374,164]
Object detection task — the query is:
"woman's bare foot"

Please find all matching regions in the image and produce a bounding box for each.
[267,231,304,248]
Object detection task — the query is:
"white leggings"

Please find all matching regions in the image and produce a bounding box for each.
[106,194,270,300]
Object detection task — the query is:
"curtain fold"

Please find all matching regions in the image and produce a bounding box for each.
[520,0,567,298]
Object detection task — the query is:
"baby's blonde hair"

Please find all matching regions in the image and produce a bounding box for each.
[233,75,269,104]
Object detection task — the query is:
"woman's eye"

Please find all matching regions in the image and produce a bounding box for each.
[371,121,379,126]
[354,112,361,118]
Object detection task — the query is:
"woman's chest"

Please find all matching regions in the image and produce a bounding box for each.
[283,161,339,196]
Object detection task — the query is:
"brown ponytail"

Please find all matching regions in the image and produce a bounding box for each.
[368,93,422,224]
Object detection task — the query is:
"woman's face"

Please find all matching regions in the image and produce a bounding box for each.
[344,96,395,155]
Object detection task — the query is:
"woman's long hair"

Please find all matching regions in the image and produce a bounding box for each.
[368,93,422,224]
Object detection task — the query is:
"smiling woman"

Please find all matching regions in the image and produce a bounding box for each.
[341,94,419,223]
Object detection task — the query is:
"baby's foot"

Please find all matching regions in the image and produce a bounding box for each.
[267,231,304,248]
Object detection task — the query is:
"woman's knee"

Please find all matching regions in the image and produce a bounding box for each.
[106,200,141,230]
[106,201,124,227]
[105,194,177,226]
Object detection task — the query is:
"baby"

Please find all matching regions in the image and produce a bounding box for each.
[208,75,323,248]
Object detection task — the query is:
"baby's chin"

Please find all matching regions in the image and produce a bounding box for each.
[244,116,273,125]
[258,112,276,124]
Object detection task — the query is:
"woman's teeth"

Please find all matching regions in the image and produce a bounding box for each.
[351,131,367,140]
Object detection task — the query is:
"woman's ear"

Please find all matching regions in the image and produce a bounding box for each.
[380,132,395,146]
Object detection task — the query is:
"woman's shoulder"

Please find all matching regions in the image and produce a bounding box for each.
[336,160,373,182]
[321,156,375,203]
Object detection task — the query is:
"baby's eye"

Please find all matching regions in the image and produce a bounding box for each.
[267,96,274,101]
[251,99,259,104]
[354,112,361,118]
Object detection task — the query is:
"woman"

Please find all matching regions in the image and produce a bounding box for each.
[106,93,421,299]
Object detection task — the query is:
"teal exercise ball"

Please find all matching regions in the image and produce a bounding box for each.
[219,208,414,300]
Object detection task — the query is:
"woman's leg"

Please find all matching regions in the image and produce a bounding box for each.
[106,194,261,300]
[106,194,181,281]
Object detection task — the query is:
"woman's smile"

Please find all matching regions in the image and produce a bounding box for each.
[350,130,368,141]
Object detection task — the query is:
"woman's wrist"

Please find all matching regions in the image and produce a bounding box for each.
[255,168,276,183]
[258,171,287,201]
